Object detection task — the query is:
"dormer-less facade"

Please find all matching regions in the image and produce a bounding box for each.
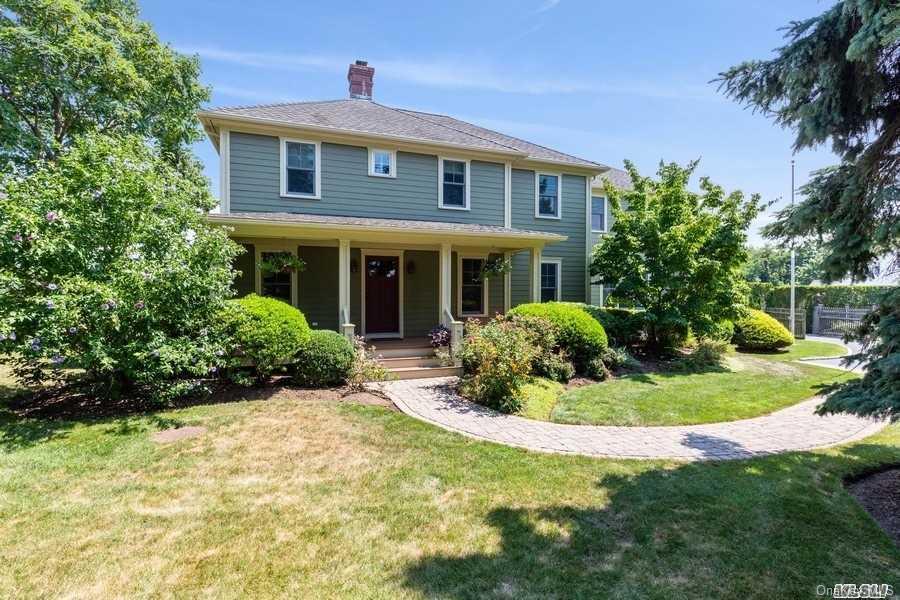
[200,60,620,341]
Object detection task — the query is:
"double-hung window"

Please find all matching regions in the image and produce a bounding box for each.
[281,139,320,198]
[536,173,561,218]
[540,259,561,302]
[260,251,293,303]
[591,196,607,232]
[459,257,487,316]
[369,148,396,177]
[439,158,469,209]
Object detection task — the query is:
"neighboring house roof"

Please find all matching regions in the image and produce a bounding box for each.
[592,167,633,191]
[208,211,566,242]
[199,99,603,170]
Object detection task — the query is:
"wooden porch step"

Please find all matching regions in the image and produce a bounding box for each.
[375,346,436,359]
[379,356,443,369]
[387,365,463,380]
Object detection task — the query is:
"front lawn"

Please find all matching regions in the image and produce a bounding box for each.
[1,388,898,598]
[522,340,856,427]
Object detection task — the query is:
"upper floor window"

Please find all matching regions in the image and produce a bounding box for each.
[439,158,470,210]
[459,256,487,316]
[591,196,607,232]
[281,138,320,199]
[540,259,561,302]
[536,173,561,218]
[369,148,396,178]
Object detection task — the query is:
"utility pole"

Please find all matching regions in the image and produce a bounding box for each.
[790,159,796,337]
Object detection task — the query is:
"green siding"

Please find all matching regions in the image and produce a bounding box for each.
[229,132,505,225]
[403,250,439,337]
[232,243,255,298]
[297,246,338,331]
[509,169,587,305]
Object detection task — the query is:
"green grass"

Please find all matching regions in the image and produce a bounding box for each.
[0,388,898,598]
[520,340,856,427]
[517,378,565,420]
[739,338,847,362]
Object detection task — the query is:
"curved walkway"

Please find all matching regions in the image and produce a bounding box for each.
[379,377,887,461]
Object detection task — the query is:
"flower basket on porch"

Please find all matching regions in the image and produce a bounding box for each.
[478,256,512,280]
[258,251,306,275]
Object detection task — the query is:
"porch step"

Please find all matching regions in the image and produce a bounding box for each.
[379,356,443,369]
[375,346,436,359]
[387,365,463,380]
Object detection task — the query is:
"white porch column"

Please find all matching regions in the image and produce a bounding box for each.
[439,242,453,324]
[338,239,354,339]
[530,246,542,303]
[503,251,512,312]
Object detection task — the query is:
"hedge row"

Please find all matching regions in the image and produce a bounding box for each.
[748,283,893,310]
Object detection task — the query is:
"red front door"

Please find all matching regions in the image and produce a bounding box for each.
[365,256,400,335]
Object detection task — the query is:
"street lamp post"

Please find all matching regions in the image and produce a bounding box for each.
[790,160,796,337]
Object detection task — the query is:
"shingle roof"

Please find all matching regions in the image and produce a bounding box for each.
[201,99,602,169]
[209,211,566,241]
[592,167,633,190]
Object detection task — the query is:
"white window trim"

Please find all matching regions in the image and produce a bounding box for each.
[457,254,489,317]
[255,244,299,307]
[438,156,471,211]
[591,195,609,233]
[540,257,563,302]
[360,249,405,339]
[535,172,562,220]
[368,147,397,178]
[280,137,322,199]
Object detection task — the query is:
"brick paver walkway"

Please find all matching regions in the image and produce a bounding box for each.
[379,377,887,461]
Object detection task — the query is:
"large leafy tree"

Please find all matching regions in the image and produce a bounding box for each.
[743,241,828,285]
[0,134,240,399]
[591,161,761,351]
[0,0,209,170]
[719,0,899,420]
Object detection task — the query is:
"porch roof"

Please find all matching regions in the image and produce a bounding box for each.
[207,211,566,248]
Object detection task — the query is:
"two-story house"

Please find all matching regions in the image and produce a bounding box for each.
[200,60,625,351]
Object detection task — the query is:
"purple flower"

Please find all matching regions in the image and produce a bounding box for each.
[209,366,218,374]
[27,234,36,241]
[46,283,58,291]
[29,337,40,350]
[0,333,6,341]
[68,326,77,334]
[8,332,15,341]
[45,300,55,309]
[45,211,58,222]
[51,354,64,365]
[215,349,224,357]
[12,233,22,242]
[100,302,110,311]
[134,300,145,310]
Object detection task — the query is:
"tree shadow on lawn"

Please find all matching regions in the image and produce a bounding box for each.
[403,443,900,599]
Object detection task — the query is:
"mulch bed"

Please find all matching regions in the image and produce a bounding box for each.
[846,467,900,547]
[4,379,397,421]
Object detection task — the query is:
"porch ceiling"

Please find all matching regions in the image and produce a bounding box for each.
[207,211,566,249]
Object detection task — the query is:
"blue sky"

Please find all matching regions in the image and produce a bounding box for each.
[141,0,838,245]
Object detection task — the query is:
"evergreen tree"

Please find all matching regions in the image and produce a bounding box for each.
[719,0,899,419]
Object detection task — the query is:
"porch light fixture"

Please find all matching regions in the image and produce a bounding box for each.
[406,260,416,275]
[350,258,358,273]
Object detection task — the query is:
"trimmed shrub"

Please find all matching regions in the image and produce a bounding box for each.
[679,338,729,371]
[508,302,607,374]
[600,346,640,371]
[219,294,310,382]
[504,313,575,383]
[458,317,538,413]
[732,308,793,351]
[293,330,354,387]
[575,303,645,347]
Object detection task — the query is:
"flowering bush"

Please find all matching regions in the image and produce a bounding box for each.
[458,317,538,413]
[0,134,240,398]
[428,325,451,348]
[503,313,574,382]
[508,302,608,374]
[346,336,390,391]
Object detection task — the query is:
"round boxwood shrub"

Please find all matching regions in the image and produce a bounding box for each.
[219,294,310,381]
[508,302,607,374]
[293,330,355,387]
[732,308,793,351]
[573,303,645,347]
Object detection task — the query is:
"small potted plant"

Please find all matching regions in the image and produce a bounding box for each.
[478,256,512,280]
[429,324,453,366]
[258,252,306,275]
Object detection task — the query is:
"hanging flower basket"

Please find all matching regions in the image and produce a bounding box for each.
[479,256,512,280]
[258,252,306,275]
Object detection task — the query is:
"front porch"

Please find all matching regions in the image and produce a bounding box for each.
[211,212,567,348]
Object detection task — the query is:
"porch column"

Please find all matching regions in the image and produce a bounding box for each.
[530,246,542,303]
[338,239,354,340]
[439,242,452,325]
[503,251,512,312]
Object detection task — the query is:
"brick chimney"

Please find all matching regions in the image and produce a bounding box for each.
[348,60,374,100]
